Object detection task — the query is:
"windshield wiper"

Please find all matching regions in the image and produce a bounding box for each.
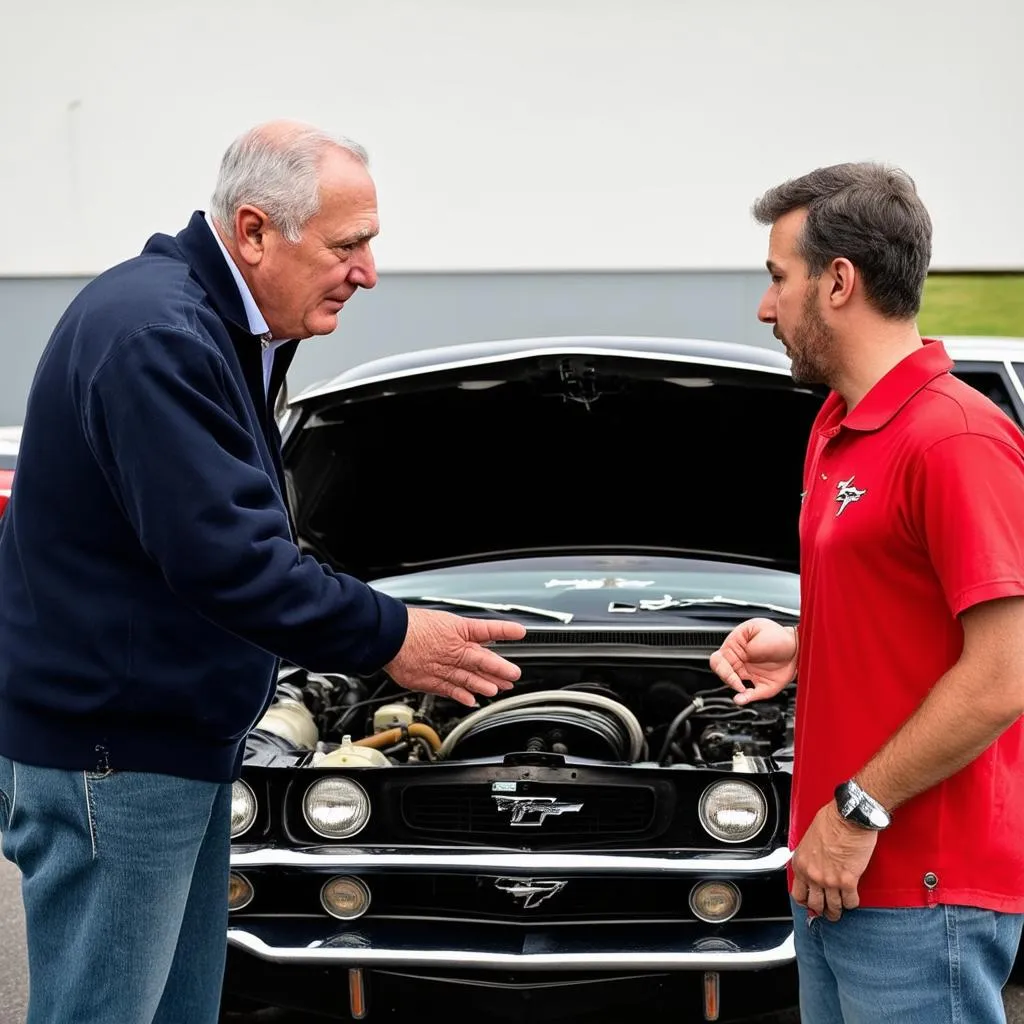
[399,596,574,624]
[608,595,799,618]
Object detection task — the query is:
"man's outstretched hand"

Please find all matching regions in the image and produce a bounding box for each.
[384,608,527,706]
[709,616,798,705]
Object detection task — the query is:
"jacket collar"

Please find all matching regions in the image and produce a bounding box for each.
[820,338,953,434]
[202,212,272,338]
[167,210,255,336]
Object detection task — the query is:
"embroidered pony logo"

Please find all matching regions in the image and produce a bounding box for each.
[835,476,866,517]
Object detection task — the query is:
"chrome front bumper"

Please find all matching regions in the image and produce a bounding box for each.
[227,845,794,971]
[229,845,792,875]
[227,920,795,971]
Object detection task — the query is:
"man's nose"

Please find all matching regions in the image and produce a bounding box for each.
[757,289,776,324]
[351,249,378,290]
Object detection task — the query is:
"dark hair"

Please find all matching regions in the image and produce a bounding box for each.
[752,162,932,320]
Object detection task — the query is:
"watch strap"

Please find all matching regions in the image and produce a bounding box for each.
[834,779,891,830]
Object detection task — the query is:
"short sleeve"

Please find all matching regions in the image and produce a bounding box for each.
[914,432,1024,617]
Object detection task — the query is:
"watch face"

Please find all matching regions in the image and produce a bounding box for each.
[835,782,888,829]
[865,804,890,829]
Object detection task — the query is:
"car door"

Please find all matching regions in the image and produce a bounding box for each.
[951,360,1024,428]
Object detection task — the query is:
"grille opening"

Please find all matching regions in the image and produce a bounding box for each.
[402,784,658,839]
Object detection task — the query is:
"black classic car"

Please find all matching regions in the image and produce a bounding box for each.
[221,335,1024,1024]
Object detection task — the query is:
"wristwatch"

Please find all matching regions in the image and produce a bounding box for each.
[834,779,891,831]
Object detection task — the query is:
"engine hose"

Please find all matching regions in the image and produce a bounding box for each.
[656,697,704,765]
[436,690,644,761]
[354,723,443,753]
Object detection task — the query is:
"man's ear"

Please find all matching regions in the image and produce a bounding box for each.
[826,257,856,309]
[234,206,270,267]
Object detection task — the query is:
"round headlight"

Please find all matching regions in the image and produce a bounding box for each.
[689,880,741,923]
[303,777,371,839]
[230,779,257,838]
[321,875,372,920]
[698,780,768,843]
[228,872,254,911]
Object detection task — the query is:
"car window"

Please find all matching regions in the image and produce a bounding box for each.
[951,365,1022,425]
[0,455,15,470]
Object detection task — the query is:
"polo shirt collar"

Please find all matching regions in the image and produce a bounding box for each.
[821,338,953,434]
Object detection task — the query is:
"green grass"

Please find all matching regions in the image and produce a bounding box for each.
[918,274,1024,337]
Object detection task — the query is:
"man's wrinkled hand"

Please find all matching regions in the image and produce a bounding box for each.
[384,608,526,707]
[791,802,878,922]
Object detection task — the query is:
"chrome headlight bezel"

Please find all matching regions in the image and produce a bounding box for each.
[230,779,258,839]
[688,879,742,923]
[697,779,769,844]
[302,776,371,840]
[320,874,373,920]
[227,871,255,912]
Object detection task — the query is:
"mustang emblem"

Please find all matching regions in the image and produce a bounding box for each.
[492,794,584,826]
[493,877,568,908]
[835,475,866,517]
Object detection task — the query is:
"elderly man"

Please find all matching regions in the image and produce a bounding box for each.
[0,121,525,1024]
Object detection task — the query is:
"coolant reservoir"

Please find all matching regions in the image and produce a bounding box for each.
[373,703,414,733]
[313,736,391,768]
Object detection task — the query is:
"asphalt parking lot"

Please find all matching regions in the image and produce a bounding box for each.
[0,856,1022,1023]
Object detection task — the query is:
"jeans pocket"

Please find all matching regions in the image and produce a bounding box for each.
[0,757,11,833]
[84,768,119,782]
[82,770,111,860]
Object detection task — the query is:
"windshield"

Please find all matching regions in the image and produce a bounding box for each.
[371,554,800,622]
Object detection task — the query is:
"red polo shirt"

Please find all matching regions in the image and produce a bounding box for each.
[791,339,1024,911]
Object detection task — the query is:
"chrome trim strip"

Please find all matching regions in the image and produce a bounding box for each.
[226,927,796,970]
[229,847,792,874]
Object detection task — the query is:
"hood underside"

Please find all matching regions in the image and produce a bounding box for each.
[283,344,824,580]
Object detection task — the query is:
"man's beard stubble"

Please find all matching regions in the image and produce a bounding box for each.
[782,289,837,387]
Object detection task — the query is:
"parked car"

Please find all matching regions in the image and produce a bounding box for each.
[220,334,1024,1023]
[0,426,20,519]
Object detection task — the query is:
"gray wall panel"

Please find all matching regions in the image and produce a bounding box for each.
[0,270,777,426]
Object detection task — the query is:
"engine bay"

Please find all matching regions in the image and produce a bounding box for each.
[244,660,795,770]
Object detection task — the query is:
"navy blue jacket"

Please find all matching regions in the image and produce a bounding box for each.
[0,212,408,782]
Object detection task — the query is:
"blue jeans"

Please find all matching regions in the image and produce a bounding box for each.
[791,895,1023,1024]
[0,756,231,1024]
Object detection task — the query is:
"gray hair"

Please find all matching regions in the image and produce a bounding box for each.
[210,123,369,243]
[752,162,932,320]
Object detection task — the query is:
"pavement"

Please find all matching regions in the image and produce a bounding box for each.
[1,856,1022,1023]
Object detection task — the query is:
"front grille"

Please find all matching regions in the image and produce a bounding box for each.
[504,629,730,648]
[401,784,658,841]
[232,870,793,925]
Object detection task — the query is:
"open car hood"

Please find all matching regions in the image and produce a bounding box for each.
[282,336,825,581]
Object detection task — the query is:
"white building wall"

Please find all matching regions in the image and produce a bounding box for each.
[1,0,1021,276]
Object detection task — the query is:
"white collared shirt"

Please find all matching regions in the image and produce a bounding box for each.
[204,213,287,397]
